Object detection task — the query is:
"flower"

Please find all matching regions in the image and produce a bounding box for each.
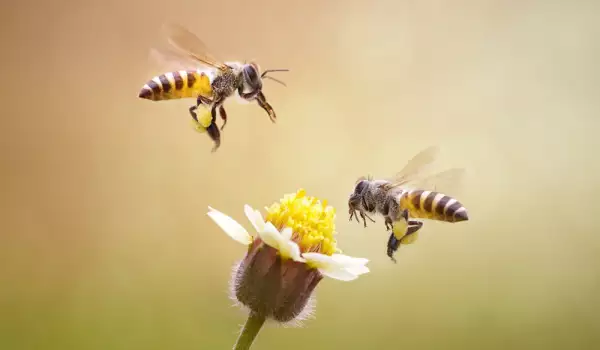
[207,189,369,324]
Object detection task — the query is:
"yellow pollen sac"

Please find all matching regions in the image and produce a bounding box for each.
[190,107,213,133]
[265,189,338,256]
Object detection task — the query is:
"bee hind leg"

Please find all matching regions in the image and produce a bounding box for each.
[189,105,199,122]
[406,220,423,235]
[189,96,213,123]
[206,124,221,152]
[207,96,226,152]
[387,220,424,263]
[386,233,400,263]
[385,217,393,231]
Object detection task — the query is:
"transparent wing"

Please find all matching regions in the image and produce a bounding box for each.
[401,167,466,196]
[354,174,373,185]
[385,146,440,188]
[161,22,229,71]
[147,47,208,73]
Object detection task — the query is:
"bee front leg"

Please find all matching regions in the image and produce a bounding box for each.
[359,211,376,228]
[359,212,368,227]
[256,91,277,123]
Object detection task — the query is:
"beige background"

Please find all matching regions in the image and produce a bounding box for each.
[1,0,599,349]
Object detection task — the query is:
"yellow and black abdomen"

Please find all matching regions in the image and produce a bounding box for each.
[138,70,213,101]
[400,189,469,223]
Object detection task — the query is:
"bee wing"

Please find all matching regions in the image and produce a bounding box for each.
[161,22,230,72]
[147,47,208,73]
[381,146,440,190]
[354,175,369,184]
[402,168,466,196]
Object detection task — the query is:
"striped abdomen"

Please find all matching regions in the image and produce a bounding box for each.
[138,70,213,101]
[399,189,468,223]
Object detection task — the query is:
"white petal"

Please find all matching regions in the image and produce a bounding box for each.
[207,207,252,245]
[243,205,262,234]
[346,264,370,276]
[264,221,281,236]
[331,254,370,275]
[303,252,368,281]
[331,254,370,270]
[302,252,333,266]
[253,209,266,232]
[282,240,305,262]
[280,227,293,240]
[331,254,368,265]
[258,222,284,251]
[319,267,359,281]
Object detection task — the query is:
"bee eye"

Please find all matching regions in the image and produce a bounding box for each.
[243,66,259,84]
[355,180,367,193]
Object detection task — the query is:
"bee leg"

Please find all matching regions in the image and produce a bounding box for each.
[386,233,400,263]
[385,216,394,231]
[189,105,198,122]
[387,220,423,263]
[206,96,226,152]
[359,212,368,227]
[359,211,376,228]
[406,220,423,235]
[256,91,277,123]
[189,96,212,123]
[400,209,409,222]
[398,221,424,246]
[219,105,228,131]
[206,123,221,152]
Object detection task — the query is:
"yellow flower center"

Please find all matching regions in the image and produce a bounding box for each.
[265,189,338,256]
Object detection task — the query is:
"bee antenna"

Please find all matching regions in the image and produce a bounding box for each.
[261,69,289,77]
[263,75,287,87]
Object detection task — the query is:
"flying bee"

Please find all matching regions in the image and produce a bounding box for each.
[138,23,289,152]
[348,146,469,263]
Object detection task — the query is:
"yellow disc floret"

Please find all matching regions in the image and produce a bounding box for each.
[265,189,338,256]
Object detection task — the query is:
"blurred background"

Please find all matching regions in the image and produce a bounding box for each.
[1,0,599,349]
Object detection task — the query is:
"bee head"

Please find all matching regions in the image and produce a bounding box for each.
[242,62,263,97]
[348,177,369,210]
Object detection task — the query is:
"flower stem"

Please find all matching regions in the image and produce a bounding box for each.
[233,312,266,350]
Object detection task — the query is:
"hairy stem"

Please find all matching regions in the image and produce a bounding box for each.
[233,312,266,350]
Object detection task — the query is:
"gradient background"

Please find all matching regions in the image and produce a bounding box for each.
[1,0,599,349]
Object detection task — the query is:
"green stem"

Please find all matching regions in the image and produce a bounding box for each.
[233,312,266,350]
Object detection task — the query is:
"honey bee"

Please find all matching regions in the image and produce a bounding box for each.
[348,146,469,262]
[138,23,288,152]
